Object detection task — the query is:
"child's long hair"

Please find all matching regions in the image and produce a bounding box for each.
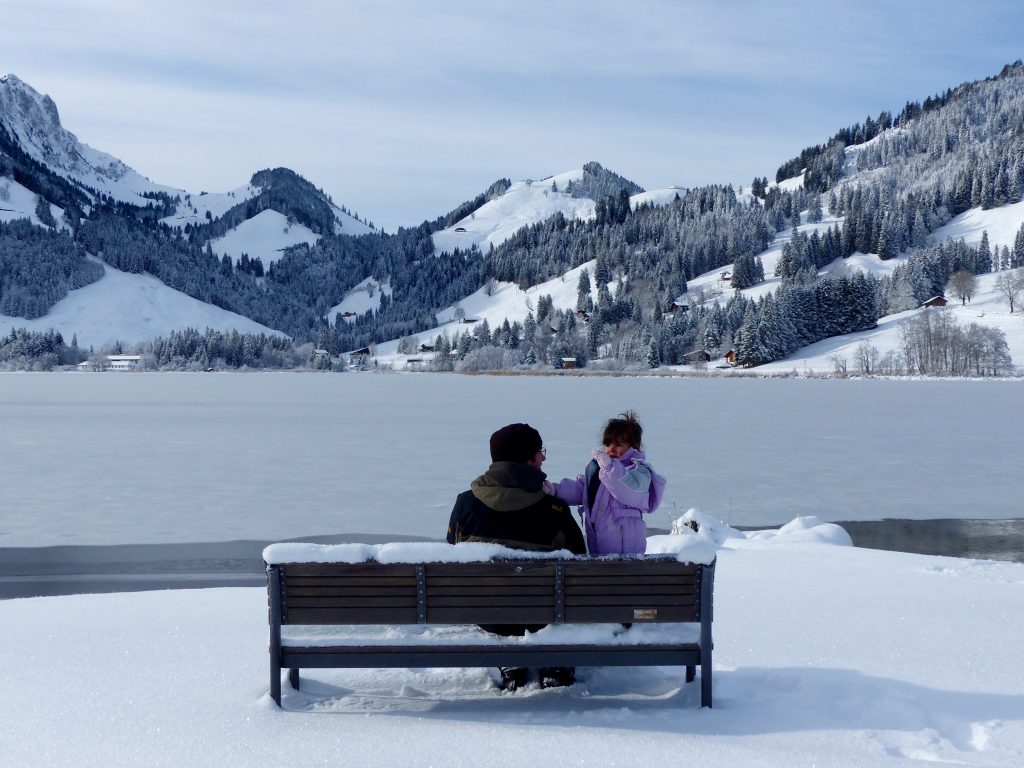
[602,410,643,449]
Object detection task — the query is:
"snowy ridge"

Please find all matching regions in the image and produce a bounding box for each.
[432,169,596,255]
[432,171,685,257]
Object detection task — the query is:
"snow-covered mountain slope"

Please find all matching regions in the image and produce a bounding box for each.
[208,209,319,270]
[630,186,688,208]
[734,201,1024,374]
[159,185,262,228]
[0,74,179,206]
[203,204,374,269]
[432,170,685,257]
[432,169,596,256]
[379,191,1024,374]
[326,277,391,324]
[0,257,284,349]
[372,261,608,363]
[0,176,65,227]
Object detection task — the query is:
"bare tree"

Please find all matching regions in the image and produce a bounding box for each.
[854,341,880,375]
[993,268,1024,313]
[946,269,978,306]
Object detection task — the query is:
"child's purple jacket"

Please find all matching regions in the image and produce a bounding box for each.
[554,448,666,555]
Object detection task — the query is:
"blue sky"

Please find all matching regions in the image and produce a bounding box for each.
[6,1,1024,231]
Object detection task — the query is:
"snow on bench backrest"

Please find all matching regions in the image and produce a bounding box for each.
[263,537,718,566]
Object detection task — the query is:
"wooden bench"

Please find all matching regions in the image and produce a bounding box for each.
[265,554,715,707]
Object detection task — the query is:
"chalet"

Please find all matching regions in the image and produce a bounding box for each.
[341,311,356,318]
[454,227,467,233]
[720,271,732,281]
[683,350,711,364]
[350,347,372,357]
[575,309,592,323]
[558,357,578,369]
[461,317,479,324]
[921,295,948,308]
[419,344,436,353]
[104,354,142,371]
[665,302,690,315]
[724,349,738,366]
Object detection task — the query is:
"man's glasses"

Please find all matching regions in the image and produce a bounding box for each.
[538,447,547,457]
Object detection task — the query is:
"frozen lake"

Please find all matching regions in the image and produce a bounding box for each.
[2,372,1021,550]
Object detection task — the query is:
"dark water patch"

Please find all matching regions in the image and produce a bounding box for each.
[835,518,1024,563]
[0,532,433,599]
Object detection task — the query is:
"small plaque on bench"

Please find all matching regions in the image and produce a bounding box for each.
[633,608,658,620]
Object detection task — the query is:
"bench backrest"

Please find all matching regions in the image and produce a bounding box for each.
[268,557,714,626]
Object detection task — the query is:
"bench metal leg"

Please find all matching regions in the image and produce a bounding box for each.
[289,668,301,691]
[685,665,695,683]
[701,652,712,708]
[270,664,281,706]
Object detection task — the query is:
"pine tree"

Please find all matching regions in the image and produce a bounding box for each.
[576,267,592,309]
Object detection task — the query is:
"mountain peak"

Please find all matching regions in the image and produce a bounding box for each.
[1,73,179,205]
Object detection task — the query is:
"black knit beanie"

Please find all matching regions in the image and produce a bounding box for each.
[489,423,543,464]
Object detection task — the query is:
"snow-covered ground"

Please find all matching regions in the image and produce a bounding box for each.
[326,277,392,324]
[158,184,261,228]
[1,373,1021,549]
[3,520,1022,767]
[431,170,689,258]
[0,176,66,228]
[0,257,284,349]
[432,169,598,256]
[371,259,606,361]
[208,208,320,271]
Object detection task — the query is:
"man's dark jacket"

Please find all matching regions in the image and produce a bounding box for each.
[446,461,586,554]
[447,461,586,636]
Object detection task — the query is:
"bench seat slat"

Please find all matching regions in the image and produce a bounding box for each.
[427,595,554,608]
[287,596,419,609]
[565,575,695,586]
[563,594,695,607]
[564,562,699,576]
[565,589,700,602]
[425,576,554,587]
[426,563,556,577]
[281,644,701,670]
[286,586,418,597]
[425,585,554,597]
[285,577,417,588]
[285,607,420,624]
[283,564,418,577]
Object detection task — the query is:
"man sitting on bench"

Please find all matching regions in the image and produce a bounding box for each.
[446,422,587,691]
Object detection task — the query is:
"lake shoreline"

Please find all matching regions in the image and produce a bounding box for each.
[2,519,1020,600]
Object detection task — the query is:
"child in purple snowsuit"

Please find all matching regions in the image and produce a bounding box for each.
[553,411,666,554]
